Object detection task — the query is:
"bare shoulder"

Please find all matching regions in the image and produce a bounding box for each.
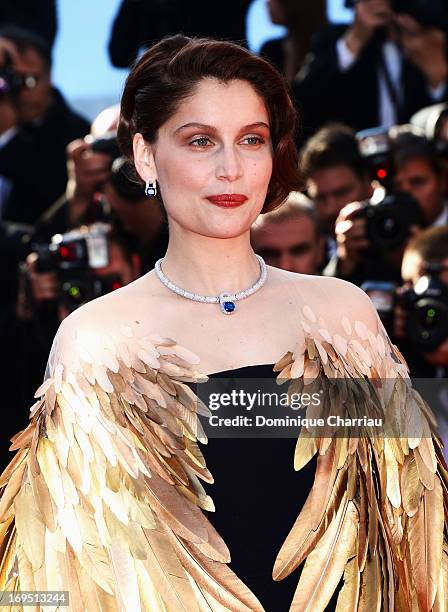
[278,270,378,329]
[266,267,358,296]
[55,276,146,349]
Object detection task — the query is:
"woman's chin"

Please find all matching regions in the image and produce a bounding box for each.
[195,222,252,240]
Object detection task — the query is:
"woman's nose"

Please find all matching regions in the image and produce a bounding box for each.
[215,146,243,182]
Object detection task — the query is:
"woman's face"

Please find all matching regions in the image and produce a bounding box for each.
[134,78,273,239]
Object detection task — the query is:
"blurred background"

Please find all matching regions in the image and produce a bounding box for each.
[54,0,351,120]
[1,0,448,466]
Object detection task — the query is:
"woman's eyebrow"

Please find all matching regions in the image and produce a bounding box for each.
[173,121,270,135]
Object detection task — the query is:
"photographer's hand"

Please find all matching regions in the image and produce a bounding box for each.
[66,138,112,226]
[396,14,448,89]
[334,202,370,277]
[25,253,59,303]
[344,0,393,56]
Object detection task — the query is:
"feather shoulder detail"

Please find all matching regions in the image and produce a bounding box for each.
[273,301,448,612]
[0,317,264,612]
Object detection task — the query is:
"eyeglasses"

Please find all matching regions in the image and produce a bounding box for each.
[17,74,41,89]
[0,70,42,96]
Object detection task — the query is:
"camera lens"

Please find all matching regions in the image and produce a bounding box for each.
[407,298,448,350]
[62,280,87,307]
[376,213,400,240]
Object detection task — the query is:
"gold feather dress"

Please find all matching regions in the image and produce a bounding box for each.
[0,273,446,611]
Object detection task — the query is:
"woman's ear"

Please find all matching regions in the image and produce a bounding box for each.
[133,133,157,183]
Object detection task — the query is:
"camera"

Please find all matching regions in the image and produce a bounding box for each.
[32,223,123,313]
[398,264,448,351]
[87,132,121,160]
[357,127,394,188]
[0,54,38,99]
[410,103,448,160]
[355,127,424,252]
[357,189,423,252]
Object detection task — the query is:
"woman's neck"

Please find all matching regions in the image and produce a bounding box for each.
[160,232,262,297]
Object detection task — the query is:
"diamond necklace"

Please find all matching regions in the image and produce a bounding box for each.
[154,255,267,315]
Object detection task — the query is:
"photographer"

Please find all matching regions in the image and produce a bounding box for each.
[16,223,142,420]
[101,157,168,273]
[32,105,125,242]
[395,225,448,374]
[293,0,448,136]
[33,137,169,273]
[394,226,448,453]
[33,134,120,242]
[300,124,374,270]
[328,130,446,285]
[392,131,448,226]
[21,145,168,348]
[0,26,89,225]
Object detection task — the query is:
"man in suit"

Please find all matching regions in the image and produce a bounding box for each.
[108,0,252,68]
[0,27,89,429]
[299,123,374,271]
[293,0,448,138]
[326,132,446,286]
[0,26,90,225]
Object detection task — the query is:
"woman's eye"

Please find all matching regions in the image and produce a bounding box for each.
[241,136,264,145]
[189,135,265,147]
[190,136,212,147]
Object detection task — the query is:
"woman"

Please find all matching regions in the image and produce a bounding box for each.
[0,36,446,611]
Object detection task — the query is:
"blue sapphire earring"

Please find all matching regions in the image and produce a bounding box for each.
[145,179,157,197]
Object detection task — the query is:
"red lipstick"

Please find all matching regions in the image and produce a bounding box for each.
[206,194,248,208]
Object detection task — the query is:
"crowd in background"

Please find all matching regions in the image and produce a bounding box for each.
[1,0,448,467]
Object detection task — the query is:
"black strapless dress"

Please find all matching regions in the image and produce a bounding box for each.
[186,363,340,612]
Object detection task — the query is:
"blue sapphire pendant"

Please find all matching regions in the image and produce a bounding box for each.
[219,292,236,314]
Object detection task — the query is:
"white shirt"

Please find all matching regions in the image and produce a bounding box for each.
[326,236,337,260]
[336,37,447,128]
[431,202,448,227]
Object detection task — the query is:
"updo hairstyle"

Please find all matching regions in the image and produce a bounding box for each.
[118,35,301,213]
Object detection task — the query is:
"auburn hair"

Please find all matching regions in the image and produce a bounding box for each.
[118,35,301,213]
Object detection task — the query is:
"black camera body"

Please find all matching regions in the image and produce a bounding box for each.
[358,190,423,252]
[355,127,424,252]
[362,270,448,352]
[88,133,122,160]
[357,127,394,188]
[32,223,123,313]
[399,265,448,351]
